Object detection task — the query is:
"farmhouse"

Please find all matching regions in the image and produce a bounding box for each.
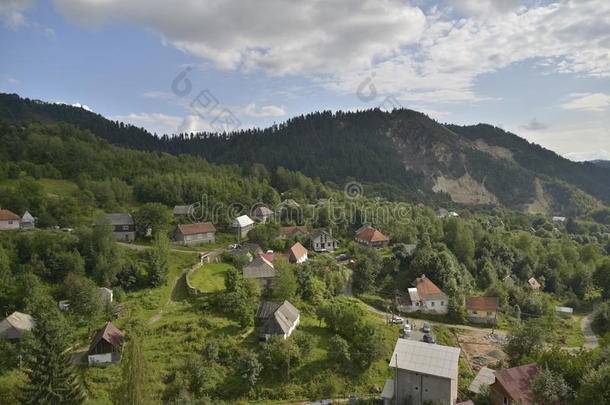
[355,227,390,248]
[175,222,216,245]
[311,230,339,252]
[279,225,308,239]
[105,213,136,242]
[243,256,276,288]
[232,215,255,239]
[252,206,274,223]
[490,364,539,405]
[0,209,20,230]
[381,339,460,405]
[0,312,35,340]
[88,322,125,366]
[288,242,308,264]
[20,211,35,229]
[396,275,449,315]
[465,296,499,324]
[256,300,300,340]
[242,242,264,255]
[172,205,192,218]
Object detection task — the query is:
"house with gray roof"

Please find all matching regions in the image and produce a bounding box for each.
[256,300,300,340]
[243,256,276,288]
[311,230,339,252]
[104,213,136,241]
[381,339,460,405]
[0,312,35,340]
[173,205,193,218]
[20,211,35,229]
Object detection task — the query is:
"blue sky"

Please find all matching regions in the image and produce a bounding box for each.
[1,0,609,160]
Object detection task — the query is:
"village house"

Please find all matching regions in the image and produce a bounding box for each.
[243,256,276,288]
[105,213,136,242]
[174,222,216,245]
[252,206,274,223]
[256,300,300,341]
[465,296,499,324]
[0,209,20,230]
[172,205,192,219]
[311,230,339,252]
[232,215,255,239]
[528,277,541,290]
[20,211,35,229]
[288,242,308,264]
[278,225,309,239]
[88,322,125,366]
[355,227,390,248]
[381,339,460,405]
[227,248,253,263]
[0,312,35,341]
[242,242,264,255]
[552,216,566,223]
[396,275,449,315]
[490,364,539,405]
[469,367,496,395]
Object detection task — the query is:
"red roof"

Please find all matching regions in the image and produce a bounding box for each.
[0,209,20,221]
[88,322,125,353]
[465,296,499,311]
[258,253,275,262]
[413,275,447,300]
[355,227,389,242]
[493,364,539,403]
[288,242,308,262]
[177,222,216,235]
[280,226,309,237]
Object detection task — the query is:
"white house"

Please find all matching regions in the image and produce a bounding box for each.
[396,275,448,315]
[288,242,308,264]
[232,215,255,239]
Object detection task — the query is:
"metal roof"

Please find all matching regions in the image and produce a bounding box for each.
[0,312,35,339]
[232,215,254,227]
[104,213,134,225]
[469,366,495,394]
[381,379,395,399]
[389,339,460,380]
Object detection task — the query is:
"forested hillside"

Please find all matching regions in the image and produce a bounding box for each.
[1,93,608,215]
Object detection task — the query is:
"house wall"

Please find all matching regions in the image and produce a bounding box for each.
[0,219,20,230]
[394,368,455,405]
[237,224,254,238]
[422,299,448,314]
[113,230,136,241]
[490,382,514,405]
[467,309,497,324]
[177,231,216,245]
[312,235,338,252]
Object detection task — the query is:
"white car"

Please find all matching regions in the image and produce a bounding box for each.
[389,316,404,324]
[403,324,412,333]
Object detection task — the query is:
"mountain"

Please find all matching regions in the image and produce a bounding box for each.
[1,92,608,215]
[590,160,610,169]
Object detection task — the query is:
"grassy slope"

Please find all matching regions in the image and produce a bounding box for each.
[188,262,233,292]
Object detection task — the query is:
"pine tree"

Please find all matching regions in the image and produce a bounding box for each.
[113,334,150,405]
[147,233,170,287]
[20,311,86,405]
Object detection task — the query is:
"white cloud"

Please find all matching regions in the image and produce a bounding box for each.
[0,0,34,29]
[5,75,19,84]
[560,92,610,112]
[518,125,610,162]
[521,118,550,131]
[142,90,173,99]
[54,101,93,112]
[563,149,610,162]
[53,0,610,104]
[242,103,285,118]
[109,112,222,135]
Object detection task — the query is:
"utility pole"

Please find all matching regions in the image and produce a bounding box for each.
[394,353,398,405]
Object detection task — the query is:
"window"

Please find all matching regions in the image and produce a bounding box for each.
[503,396,508,405]
[441,301,445,306]
[431,302,435,307]
[473,311,478,315]
[122,225,129,231]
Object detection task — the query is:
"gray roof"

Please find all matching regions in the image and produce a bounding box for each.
[233,215,254,228]
[253,206,274,216]
[312,230,336,240]
[21,211,35,222]
[104,213,134,226]
[242,242,263,254]
[257,301,299,335]
[389,339,460,380]
[173,205,192,215]
[243,256,276,279]
[0,312,35,340]
[469,367,495,394]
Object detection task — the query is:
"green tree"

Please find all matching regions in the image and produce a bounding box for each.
[114,334,150,405]
[273,259,298,301]
[575,363,610,405]
[21,310,86,405]
[146,233,170,287]
[236,351,262,391]
[134,203,172,238]
[504,320,548,365]
[532,367,572,405]
[64,273,103,319]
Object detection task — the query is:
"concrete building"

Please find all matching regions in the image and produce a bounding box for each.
[396,275,449,315]
[382,339,460,405]
[232,215,255,239]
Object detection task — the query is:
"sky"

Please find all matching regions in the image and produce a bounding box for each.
[0,0,609,161]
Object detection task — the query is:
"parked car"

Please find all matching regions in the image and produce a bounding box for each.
[389,316,404,324]
[422,323,431,333]
[229,244,240,249]
[335,253,348,261]
[423,333,436,344]
[403,324,412,333]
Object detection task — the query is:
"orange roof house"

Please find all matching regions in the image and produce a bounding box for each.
[355,227,389,248]
[175,222,216,245]
[279,226,309,239]
[465,296,500,324]
[288,242,308,264]
[0,209,20,230]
